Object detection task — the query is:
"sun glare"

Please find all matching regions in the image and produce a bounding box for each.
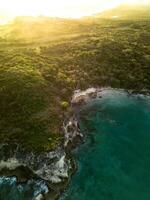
[0,0,150,23]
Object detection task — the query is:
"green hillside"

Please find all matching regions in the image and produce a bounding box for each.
[0,4,150,151]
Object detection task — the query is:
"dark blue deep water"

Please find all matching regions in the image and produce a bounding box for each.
[60,89,150,200]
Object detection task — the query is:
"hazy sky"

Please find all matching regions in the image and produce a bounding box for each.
[0,0,149,20]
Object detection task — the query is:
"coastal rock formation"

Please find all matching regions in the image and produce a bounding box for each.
[71,88,98,106]
[63,117,83,147]
[0,144,71,184]
[0,87,101,199]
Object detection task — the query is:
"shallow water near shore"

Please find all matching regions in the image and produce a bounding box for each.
[0,177,48,200]
[60,89,150,200]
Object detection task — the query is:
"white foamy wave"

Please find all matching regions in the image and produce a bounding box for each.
[33,180,49,200]
[50,155,69,183]
[0,176,48,200]
[35,194,44,200]
[0,158,21,170]
[34,180,49,194]
[36,155,70,184]
[0,176,17,185]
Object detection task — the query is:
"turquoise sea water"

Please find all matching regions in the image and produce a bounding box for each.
[60,89,150,200]
[1,89,150,200]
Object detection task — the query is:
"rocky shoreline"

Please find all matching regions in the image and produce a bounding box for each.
[0,88,99,200]
[1,87,149,200]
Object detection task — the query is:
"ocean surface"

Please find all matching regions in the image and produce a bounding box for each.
[60,89,150,200]
[0,177,48,200]
[1,89,150,200]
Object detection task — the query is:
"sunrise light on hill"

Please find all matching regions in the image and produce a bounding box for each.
[0,0,150,24]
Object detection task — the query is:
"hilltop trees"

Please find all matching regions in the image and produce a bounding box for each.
[0,6,149,150]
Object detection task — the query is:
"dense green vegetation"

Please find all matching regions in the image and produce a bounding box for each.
[0,5,150,151]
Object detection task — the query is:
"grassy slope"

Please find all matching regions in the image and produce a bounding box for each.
[0,5,150,151]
